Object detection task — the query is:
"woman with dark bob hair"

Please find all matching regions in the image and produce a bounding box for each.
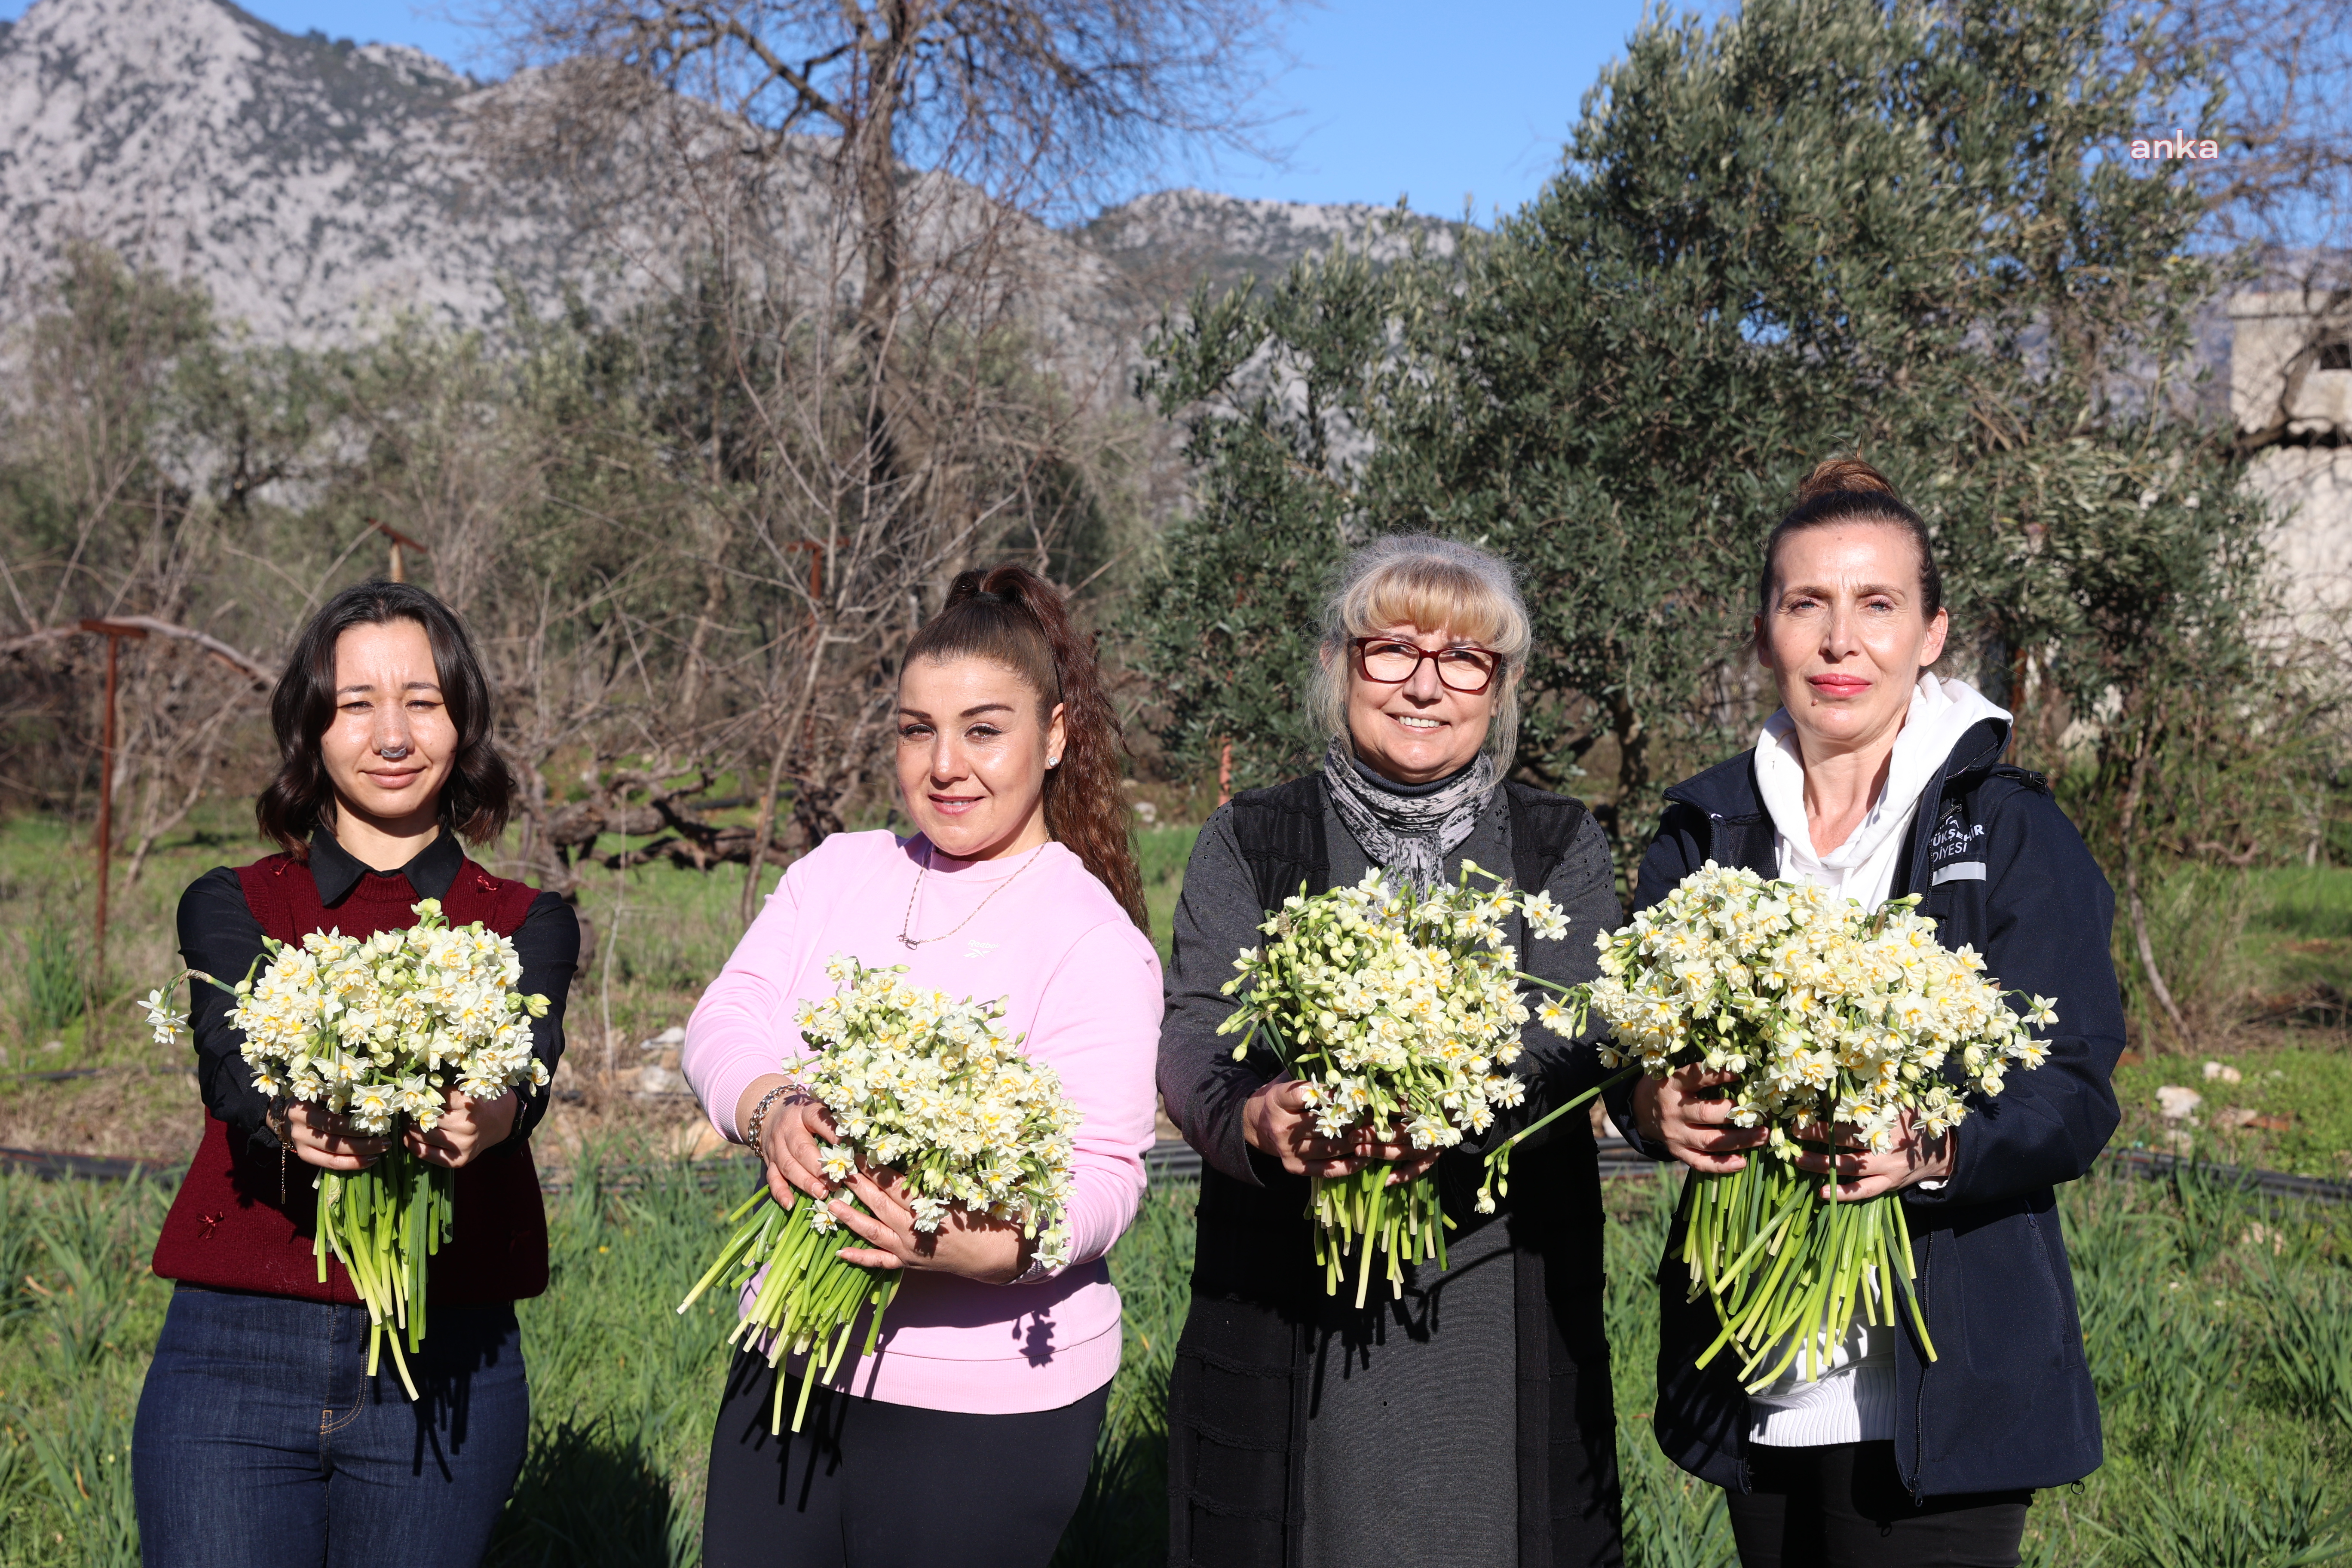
[1611,459,2125,1567]
[132,580,579,1568]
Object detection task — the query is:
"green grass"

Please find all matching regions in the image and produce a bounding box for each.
[1134,826,1199,966]
[2113,1047,2352,1179]
[2243,867,2352,1004]
[0,812,1210,1075]
[4,1159,2350,1565]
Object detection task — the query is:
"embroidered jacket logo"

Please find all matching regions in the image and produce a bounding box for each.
[1929,816,1988,865]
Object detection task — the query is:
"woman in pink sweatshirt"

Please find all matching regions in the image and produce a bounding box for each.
[683,563,1162,1568]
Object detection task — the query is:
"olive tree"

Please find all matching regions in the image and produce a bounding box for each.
[1130,0,2282,929]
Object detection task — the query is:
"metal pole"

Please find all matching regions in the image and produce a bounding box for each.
[370,519,427,584]
[94,631,119,967]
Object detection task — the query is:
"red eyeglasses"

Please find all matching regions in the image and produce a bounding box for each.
[1348,637,1503,694]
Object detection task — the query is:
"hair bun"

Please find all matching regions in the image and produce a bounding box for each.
[1795,456,1901,506]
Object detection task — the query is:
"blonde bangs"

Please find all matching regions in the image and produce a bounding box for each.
[1345,560,1531,660]
[1311,534,1532,770]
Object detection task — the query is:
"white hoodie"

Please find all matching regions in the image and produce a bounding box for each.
[1745,673,2011,1448]
[1755,673,2011,915]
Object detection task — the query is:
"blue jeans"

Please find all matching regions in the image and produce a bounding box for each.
[132,1284,529,1568]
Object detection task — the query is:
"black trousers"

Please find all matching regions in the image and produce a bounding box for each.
[1724,1441,2031,1568]
[702,1349,1107,1568]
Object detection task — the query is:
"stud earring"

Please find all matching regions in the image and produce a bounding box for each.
[1048,756,1061,767]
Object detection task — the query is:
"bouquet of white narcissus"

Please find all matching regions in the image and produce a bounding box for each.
[1560,861,2057,1387]
[677,956,1082,1436]
[141,898,550,1400]
[1216,864,1592,1308]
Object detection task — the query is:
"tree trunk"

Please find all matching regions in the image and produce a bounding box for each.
[853,16,905,357]
[851,14,908,503]
[677,514,734,722]
[2119,712,2192,1048]
[1607,688,1650,868]
[737,626,835,926]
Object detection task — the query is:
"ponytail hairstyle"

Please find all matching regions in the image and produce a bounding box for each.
[1758,456,1944,622]
[902,564,1148,932]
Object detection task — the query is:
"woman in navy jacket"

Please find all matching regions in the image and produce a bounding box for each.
[1611,459,2126,1567]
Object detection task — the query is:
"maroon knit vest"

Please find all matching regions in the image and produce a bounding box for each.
[151,853,551,1305]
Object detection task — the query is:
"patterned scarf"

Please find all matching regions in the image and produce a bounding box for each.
[1320,736,1498,891]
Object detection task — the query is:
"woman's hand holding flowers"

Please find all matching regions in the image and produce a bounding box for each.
[1582,865,2057,1383]
[732,1025,1054,1287]
[825,1163,1031,1283]
[1634,1008,1961,1197]
[759,1091,1030,1283]
[150,900,553,1401]
[403,1087,518,1169]
[1244,1078,1440,1185]
[1637,1065,1767,1175]
[690,962,1084,1435]
[1787,1106,1954,1201]
[276,1101,391,1173]
[747,1083,838,1213]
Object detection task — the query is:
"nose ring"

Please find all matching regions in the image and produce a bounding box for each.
[379,743,410,760]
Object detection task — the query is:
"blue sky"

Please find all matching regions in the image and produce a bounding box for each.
[1,0,1678,220]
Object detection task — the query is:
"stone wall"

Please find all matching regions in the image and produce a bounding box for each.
[2228,290,2352,629]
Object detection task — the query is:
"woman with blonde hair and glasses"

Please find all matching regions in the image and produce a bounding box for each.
[1158,534,1627,1568]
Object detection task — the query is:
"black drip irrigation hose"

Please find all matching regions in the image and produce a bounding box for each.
[1132,1140,2352,1204]
[0,1146,173,1182]
[6,1140,2347,1208]
[2101,1146,2352,1204]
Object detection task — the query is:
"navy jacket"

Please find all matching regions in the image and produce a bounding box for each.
[1609,715,2125,1498]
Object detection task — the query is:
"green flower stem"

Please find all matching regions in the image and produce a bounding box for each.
[1672,1150,1937,1395]
[1476,1063,1641,1213]
[682,1185,903,1436]
[1890,1196,1936,1358]
[677,1190,775,1315]
[1305,1164,1452,1307]
[312,1154,452,1403]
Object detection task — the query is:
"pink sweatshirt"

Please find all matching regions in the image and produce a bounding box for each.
[683,829,1163,1415]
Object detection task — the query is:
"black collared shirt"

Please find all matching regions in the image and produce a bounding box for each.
[303,824,468,906]
[177,830,579,1150]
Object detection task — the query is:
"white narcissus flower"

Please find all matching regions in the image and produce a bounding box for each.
[786,959,1081,1272]
[138,987,189,1047]
[1214,862,1576,1292]
[1521,890,1571,942]
[1577,863,2056,1152]
[217,899,550,1152]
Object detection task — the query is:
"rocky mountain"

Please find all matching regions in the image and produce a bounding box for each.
[1084,187,1457,305]
[0,0,589,340]
[0,0,1448,345]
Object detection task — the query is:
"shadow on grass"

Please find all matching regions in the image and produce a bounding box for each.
[488,1418,689,1568]
[1053,1427,1168,1568]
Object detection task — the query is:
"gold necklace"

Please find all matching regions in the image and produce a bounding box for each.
[898,841,1047,948]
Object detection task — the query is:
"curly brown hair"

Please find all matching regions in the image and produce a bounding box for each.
[903,564,1147,932]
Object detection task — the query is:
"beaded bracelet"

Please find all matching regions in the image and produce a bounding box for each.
[742,1081,803,1161]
